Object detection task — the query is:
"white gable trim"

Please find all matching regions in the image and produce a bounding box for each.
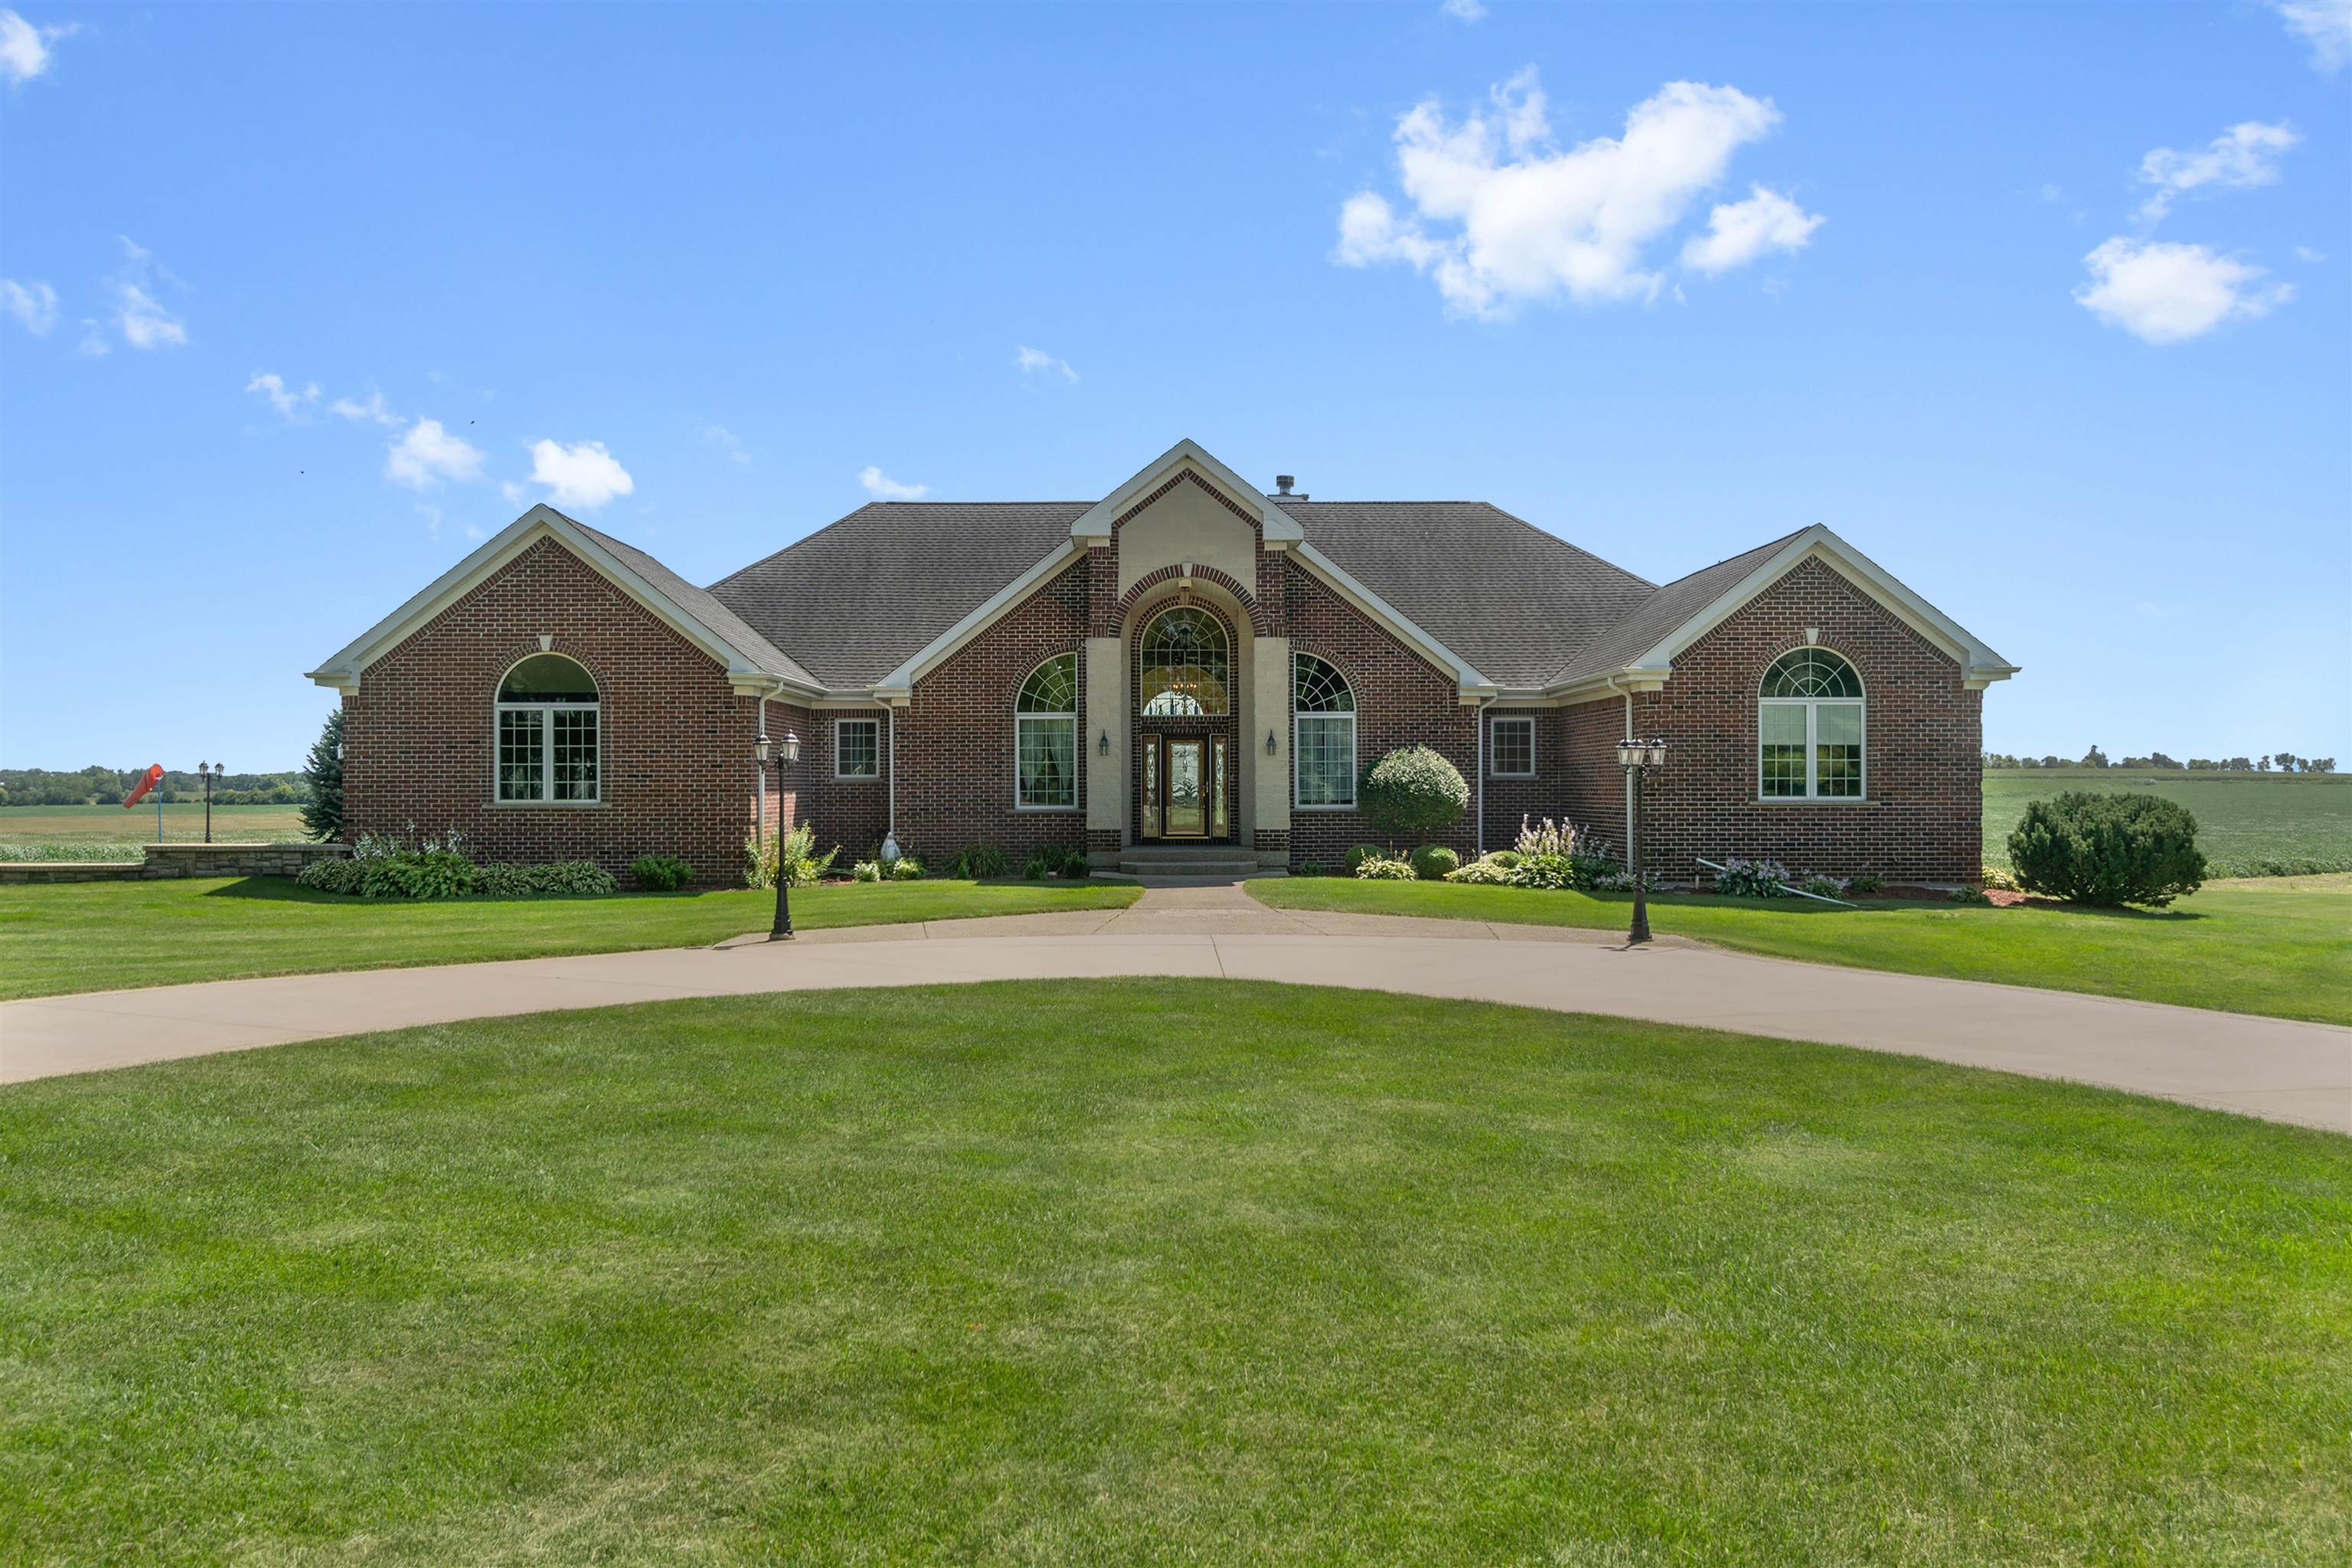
[1551,525,2017,699]
[304,505,821,699]
[871,539,1082,697]
[1068,437,1305,546]
[1290,541,1491,691]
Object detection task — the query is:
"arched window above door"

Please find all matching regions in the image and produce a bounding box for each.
[1138,605,1230,715]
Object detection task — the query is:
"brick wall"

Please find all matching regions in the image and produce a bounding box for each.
[1477,706,1563,854]
[895,558,1091,867]
[1596,556,1982,884]
[1283,558,1477,867]
[344,537,763,887]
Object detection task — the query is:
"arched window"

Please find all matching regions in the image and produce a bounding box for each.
[1759,648,1863,799]
[497,653,599,803]
[1138,605,1230,715]
[1292,652,1356,808]
[1015,653,1079,808]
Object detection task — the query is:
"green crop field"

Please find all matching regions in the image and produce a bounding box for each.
[1982,769,2352,878]
[0,803,312,860]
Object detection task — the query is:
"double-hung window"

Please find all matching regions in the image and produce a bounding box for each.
[1490,716,1535,777]
[835,718,880,779]
[1015,654,1079,808]
[495,653,599,803]
[1292,652,1356,808]
[1759,648,1864,799]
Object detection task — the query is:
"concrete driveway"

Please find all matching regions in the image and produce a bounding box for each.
[5,883,2345,1132]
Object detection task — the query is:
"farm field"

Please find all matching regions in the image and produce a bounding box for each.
[0,803,310,859]
[1981,769,2351,877]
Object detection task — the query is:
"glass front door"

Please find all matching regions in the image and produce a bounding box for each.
[1163,737,1207,838]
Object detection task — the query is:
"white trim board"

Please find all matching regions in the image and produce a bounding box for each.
[1068,438,1305,546]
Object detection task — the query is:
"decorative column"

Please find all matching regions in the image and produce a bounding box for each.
[1251,635,1291,865]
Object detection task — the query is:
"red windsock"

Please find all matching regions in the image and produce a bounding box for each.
[122,763,165,808]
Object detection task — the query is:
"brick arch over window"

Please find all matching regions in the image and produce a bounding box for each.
[1111,567,1269,635]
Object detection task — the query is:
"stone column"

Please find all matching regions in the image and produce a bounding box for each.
[1085,635,1126,859]
[1251,635,1291,865]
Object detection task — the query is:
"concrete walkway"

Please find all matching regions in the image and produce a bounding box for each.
[4,880,2345,1133]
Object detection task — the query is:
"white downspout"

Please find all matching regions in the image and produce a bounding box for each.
[1472,694,1496,854]
[1602,673,1634,859]
[885,706,897,844]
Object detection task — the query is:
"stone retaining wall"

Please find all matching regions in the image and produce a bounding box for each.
[0,843,351,885]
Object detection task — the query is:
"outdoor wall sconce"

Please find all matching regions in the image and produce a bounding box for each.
[1266,728,1278,755]
[1098,729,1111,756]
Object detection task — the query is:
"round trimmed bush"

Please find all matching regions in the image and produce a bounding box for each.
[2006,791,2206,907]
[1408,844,1459,881]
[1357,746,1470,844]
[1344,843,1386,874]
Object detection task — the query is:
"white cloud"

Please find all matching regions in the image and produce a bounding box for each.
[74,318,106,356]
[858,466,928,500]
[702,424,751,464]
[2296,244,2326,262]
[500,479,528,506]
[386,418,486,488]
[1332,70,1805,317]
[2271,0,2352,71]
[244,371,318,420]
[1015,345,1078,382]
[529,439,635,510]
[329,390,400,426]
[2075,237,2292,344]
[116,284,186,348]
[0,9,72,86]
[1680,185,1823,275]
[1439,0,1487,21]
[2136,122,2299,222]
[1,277,57,334]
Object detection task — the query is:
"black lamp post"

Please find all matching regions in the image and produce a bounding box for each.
[1615,737,1667,946]
[756,730,801,940]
[197,760,225,844]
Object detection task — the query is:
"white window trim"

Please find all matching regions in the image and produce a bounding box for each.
[1757,696,1867,802]
[1489,715,1536,779]
[493,703,602,806]
[834,717,881,781]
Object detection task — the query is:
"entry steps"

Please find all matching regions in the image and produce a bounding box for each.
[1113,847,1276,878]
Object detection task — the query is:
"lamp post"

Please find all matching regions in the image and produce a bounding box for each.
[1615,737,1667,946]
[755,730,800,940]
[197,760,225,843]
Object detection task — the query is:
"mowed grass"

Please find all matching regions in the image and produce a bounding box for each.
[0,802,312,855]
[1251,874,2352,1024]
[0,877,1138,1000]
[2,981,2344,1566]
[1983,769,2352,877]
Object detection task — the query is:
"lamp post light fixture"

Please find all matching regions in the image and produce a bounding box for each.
[1614,737,1667,946]
[755,730,802,940]
[197,760,226,843]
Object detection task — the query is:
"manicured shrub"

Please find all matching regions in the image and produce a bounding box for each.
[2007,792,2206,907]
[1357,746,1469,845]
[1344,843,1385,874]
[629,854,693,892]
[1506,853,1577,890]
[1485,849,1523,870]
[1354,854,1419,880]
[942,842,1009,880]
[1408,844,1459,881]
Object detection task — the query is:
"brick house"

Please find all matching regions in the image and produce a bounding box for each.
[311,439,2016,885]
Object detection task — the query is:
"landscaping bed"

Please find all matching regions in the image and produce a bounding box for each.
[2,980,2341,1564]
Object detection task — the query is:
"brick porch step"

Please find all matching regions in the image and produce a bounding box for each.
[1114,849,1269,878]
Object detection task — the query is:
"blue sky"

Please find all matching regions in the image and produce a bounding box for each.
[3,1,2346,769]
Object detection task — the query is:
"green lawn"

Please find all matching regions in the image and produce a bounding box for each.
[2,980,2342,1565]
[1251,874,2352,1025]
[1983,768,2352,877]
[0,877,1138,1001]
[0,802,312,860]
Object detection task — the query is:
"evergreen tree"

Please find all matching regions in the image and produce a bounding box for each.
[300,710,345,842]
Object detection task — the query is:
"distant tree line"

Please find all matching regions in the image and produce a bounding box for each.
[1984,746,2337,773]
[0,765,312,807]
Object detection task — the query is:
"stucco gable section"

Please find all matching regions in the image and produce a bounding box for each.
[1550,525,2017,695]
[305,505,818,697]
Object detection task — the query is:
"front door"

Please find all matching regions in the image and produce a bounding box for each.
[1140,733,1227,841]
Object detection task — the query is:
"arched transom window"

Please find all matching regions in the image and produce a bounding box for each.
[1138,605,1230,716]
[1292,652,1356,808]
[1015,653,1079,808]
[497,653,599,803]
[1759,648,1863,799]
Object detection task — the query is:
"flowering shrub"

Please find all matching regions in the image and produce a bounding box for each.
[1354,854,1419,880]
[886,853,924,880]
[1507,853,1578,890]
[296,828,616,900]
[1799,873,1849,899]
[1445,854,1517,884]
[852,860,882,883]
[1514,816,1573,858]
[1712,858,1793,898]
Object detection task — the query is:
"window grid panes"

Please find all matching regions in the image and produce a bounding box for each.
[835,719,879,778]
[1015,654,1078,808]
[495,654,599,804]
[1138,606,1229,715]
[498,709,544,802]
[1757,649,1862,799]
[551,710,598,801]
[1293,652,1357,807]
[1491,717,1534,776]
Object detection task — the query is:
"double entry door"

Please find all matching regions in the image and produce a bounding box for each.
[1140,732,1228,841]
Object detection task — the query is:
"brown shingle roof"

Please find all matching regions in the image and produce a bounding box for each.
[1548,528,1810,685]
